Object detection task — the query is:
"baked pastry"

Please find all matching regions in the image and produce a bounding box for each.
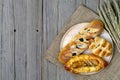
[58,40,91,64]
[65,54,108,74]
[58,20,104,64]
[89,37,112,57]
[79,20,104,39]
[72,34,94,43]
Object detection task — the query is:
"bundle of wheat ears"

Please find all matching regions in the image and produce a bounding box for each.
[98,0,120,52]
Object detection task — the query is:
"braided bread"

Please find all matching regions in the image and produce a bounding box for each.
[89,37,112,57]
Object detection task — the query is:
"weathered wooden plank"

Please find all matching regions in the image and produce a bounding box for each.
[86,0,99,12]
[75,0,86,8]
[57,0,76,32]
[0,0,2,79]
[43,0,59,80]
[26,0,40,80]
[14,0,42,80]
[36,0,43,80]
[1,0,15,80]
[42,0,47,80]
[13,0,27,80]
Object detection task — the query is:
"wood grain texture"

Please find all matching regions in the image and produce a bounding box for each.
[57,0,76,32]
[86,0,98,12]
[13,0,42,80]
[75,0,86,8]
[1,0,15,80]
[0,0,2,79]
[26,0,38,79]
[37,0,43,80]
[43,0,58,80]
[13,0,27,80]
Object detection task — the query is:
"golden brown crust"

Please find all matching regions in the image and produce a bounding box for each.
[64,54,108,74]
[79,20,104,39]
[89,37,112,57]
[58,40,90,64]
[72,34,94,43]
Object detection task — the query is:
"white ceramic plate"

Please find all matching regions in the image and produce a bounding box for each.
[60,22,113,75]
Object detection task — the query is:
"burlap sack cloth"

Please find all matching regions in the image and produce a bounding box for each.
[45,5,120,80]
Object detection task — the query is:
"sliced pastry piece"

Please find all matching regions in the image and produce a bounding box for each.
[79,20,104,39]
[72,34,94,43]
[89,37,112,57]
[65,54,108,74]
[58,40,91,64]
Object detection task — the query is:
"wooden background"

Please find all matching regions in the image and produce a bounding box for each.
[0,0,105,80]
